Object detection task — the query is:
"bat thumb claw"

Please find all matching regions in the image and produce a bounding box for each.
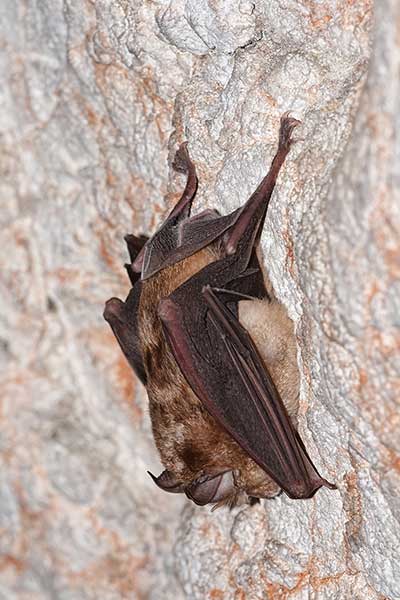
[103,297,125,323]
[279,113,301,150]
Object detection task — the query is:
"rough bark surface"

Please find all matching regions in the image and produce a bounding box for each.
[1,1,398,599]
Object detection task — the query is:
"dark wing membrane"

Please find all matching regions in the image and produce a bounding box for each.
[104,234,148,384]
[139,116,302,280]
[159,275,335,499]
[104,282,147,386]
[140,209,241,280]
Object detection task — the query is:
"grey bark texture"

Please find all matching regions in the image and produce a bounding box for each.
[1,0,398,599]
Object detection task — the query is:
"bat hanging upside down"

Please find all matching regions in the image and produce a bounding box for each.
[104,114,336,508]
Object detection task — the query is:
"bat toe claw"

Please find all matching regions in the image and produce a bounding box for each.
[279,113,301,150]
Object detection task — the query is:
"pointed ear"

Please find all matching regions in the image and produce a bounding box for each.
[147,470,185,494]
[185,471,235,506]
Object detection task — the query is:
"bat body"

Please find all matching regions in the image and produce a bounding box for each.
[104,115,335,507]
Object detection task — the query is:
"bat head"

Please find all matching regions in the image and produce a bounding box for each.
[148,469,237,507]
[185,471,235,506]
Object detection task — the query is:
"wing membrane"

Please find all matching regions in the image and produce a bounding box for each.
[159,281,335,499]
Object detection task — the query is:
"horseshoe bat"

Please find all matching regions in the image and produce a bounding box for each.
[104,114,336,508]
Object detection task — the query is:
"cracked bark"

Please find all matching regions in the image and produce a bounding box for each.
[1,0,398,599]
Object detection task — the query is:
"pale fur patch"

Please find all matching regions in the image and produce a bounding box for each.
[238,298,300,417]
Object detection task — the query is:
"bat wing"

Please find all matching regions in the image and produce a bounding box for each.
[137,116,302,280]
[132,142,246,280]
[104,235,147,385]
[139,209,243,280]
[158,262,335,499]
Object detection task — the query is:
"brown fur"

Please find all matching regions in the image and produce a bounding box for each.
[138,245,300,505]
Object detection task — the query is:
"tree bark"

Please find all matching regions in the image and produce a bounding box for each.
[1,0,398,598]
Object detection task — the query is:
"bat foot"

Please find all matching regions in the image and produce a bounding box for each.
[172,142,193,174]
[279,112,301,151]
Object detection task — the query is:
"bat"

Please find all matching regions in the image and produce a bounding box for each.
[104,113,336,508]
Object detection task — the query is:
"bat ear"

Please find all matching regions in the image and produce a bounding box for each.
[147,470,185,494]
[185,471,235,506]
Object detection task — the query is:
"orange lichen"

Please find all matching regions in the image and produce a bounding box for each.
[358,368,368,388]
[283,225,296,277]
[382,447,400,474]
[301,0,333,30]
[68,552,149,599]
[365,280,380,305]
[233,590,247,600]
[98,230,121,272]
[114,355,142,419]
[0,554,25,574]
[61,508,150,598]
[82,325,142,420]
[210,589,225,600]
[53,267,82,284]
[85,105,99,128]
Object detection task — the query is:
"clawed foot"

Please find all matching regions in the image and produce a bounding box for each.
[172,142,194,174]
[279,111,301,151]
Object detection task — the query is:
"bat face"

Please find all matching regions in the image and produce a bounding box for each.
[104,114,336,508]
